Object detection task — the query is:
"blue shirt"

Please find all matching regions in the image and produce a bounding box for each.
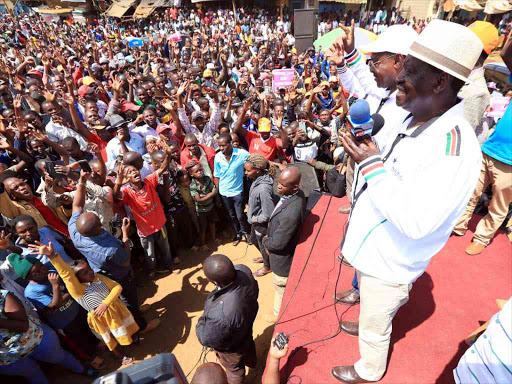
[21,228,73,269]
[214,148,250,197]
[481,102,512,165]
[68,210,130,281]
[25,281,80,329]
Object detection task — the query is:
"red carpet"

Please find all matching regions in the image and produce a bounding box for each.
[268,194,512,384]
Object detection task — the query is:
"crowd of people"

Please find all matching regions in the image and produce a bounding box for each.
[0,4,511,384]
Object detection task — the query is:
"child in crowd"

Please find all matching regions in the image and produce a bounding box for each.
[187,161,219,251]
[177,170,200,233]
[29,240,138,366]
[113,151,174,278]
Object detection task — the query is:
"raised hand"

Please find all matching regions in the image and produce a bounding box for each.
[176,80,189,96]
[44,90,57,103]
[28,240,56,258]
[339,19,355,54]
[13,94,22,109]
[111,75,123,94]
[48,273,60,287]
[0,230,12,250]
[325,38,345,67]
[61,93,75,106]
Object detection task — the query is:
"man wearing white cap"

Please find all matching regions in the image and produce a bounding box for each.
[327,22,417,216]
[331,20,483,383]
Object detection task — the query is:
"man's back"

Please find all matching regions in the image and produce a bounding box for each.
[196,265,259,353]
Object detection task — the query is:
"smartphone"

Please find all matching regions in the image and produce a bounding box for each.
[78,159,92,172]
[45,160,65,179]
[299,121,306,132]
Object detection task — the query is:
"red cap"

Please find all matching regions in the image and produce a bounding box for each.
[120,101,141,113]
[78,85,94,98]
[156,123,175,135]
[27,69,42,77]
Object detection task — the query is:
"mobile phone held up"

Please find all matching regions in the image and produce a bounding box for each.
[78,160,92,173]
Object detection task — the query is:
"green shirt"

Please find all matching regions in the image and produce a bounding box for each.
[189,176,215,213]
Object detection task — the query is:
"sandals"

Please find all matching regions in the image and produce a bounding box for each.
[90,356,106,370]
[121,356,134,366]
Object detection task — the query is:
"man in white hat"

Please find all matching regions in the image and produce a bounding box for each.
[331,20,483,383]
[327,22,417,216]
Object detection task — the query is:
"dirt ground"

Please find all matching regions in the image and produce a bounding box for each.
[49,239,276,384]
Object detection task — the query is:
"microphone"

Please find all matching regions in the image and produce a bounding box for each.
[371,113,385,136]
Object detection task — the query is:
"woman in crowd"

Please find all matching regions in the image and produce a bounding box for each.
[244,154,277,277]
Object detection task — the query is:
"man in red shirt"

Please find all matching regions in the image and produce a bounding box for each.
[234,100,288,163]
[113,150,174,277]
[180,133,216,180]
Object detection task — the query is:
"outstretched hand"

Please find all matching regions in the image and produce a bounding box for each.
[28,241,57,258]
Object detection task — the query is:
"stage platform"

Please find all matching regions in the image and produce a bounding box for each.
[268,194,512,383]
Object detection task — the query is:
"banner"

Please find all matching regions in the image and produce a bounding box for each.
[272,69,295,92]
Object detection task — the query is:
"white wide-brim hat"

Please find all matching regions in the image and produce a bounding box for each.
[361,24,418,56]
[408,19,483,83]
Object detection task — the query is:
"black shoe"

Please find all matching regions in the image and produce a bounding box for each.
[233,235,241,246]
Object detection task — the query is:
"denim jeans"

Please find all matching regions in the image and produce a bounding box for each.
[139,227,173,271]
[221,193,248,236]
[0,323,84,384]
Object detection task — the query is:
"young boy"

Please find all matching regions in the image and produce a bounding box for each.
[113,151,173,278]
[187,161,219,251]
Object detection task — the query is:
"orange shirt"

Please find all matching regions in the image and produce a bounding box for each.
[120,173,166,237]
[245,130,282,161]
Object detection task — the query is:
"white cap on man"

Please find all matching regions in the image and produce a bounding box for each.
[408,19,483,82]
[361,25,418,56]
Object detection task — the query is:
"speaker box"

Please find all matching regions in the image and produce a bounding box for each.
[272,163,320,199]
[294,8,318,54]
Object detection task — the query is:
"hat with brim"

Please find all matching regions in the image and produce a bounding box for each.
[258,117,271,133]
[361,25,418,56]
[468,21,499,55]
[82,76,96,86]
[407,19,483,83]
[157,123,175,135]
[191,111,206,121]
[78,85,95,98]
[120,101,141,113]
[27,69,42,78]
[109,114,128,128]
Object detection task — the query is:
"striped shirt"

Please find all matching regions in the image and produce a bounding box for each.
[76,278,111,312]
[454,299,512,383]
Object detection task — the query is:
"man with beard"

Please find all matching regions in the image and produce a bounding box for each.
[329,20,483,383]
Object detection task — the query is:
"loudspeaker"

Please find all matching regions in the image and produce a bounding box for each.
[272,163,320,199]
[93,354,187,384]
[294,8,318,54]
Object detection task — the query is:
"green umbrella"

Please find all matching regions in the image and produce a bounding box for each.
[314,27,377,53]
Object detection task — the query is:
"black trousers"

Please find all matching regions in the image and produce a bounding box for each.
[251,222,269,269]
[166,208,196,254]
[117,272,147,331]
[62,307,98,357]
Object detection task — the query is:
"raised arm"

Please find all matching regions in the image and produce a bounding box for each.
[72,170,89,214]
[29,241,86,300]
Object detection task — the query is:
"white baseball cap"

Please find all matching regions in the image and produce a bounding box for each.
[361,25,418,56]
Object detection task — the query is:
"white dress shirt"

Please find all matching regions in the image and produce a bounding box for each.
[342,101,481,284]
[106,133,146,163]
[45,117,88,150]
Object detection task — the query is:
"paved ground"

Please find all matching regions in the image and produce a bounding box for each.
[48,238,276,384]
